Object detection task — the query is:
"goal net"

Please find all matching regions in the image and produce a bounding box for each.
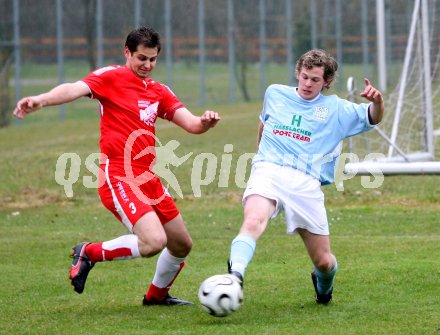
[344,0,440,176]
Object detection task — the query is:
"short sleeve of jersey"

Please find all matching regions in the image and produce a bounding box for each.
[157,83,184,121]
[259,85,275,124]
[337,98,373,138]
[81,65,119,101]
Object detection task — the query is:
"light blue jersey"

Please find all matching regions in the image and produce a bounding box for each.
[254,84,374,185]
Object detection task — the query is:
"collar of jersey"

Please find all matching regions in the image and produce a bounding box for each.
[294,87,321,103]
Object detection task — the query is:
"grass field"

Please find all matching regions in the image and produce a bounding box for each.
[1,91,440,334]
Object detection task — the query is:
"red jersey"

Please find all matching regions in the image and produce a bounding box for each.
[81,65,184,168]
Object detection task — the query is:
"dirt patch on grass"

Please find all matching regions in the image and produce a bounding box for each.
[0,187,70,210]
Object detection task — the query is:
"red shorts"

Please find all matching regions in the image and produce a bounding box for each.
[98,159,180,231]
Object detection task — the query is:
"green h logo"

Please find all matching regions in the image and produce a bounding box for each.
[291,114,302,127]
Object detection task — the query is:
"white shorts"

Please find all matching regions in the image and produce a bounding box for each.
[243,162,329,235]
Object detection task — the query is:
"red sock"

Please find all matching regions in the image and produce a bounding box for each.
[85,242,133,263]
[144,283,168,302]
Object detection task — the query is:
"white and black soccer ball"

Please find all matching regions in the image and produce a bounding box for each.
[198,274,243,317]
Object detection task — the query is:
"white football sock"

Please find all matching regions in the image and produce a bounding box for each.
[151,248,185,288]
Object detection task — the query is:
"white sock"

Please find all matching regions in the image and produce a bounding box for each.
[101,234,141,260]
[152,248,185,288]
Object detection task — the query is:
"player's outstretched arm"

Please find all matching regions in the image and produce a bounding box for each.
[359,78,384,125]
[13,81,90,119]
[172,108,220,134]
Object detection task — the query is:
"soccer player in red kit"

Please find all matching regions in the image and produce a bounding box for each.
[13,26,220,305]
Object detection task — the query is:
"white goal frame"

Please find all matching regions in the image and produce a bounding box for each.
[344,0,440,176]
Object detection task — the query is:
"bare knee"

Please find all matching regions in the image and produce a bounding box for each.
[241,214,268,240]
[176,237,193,258]
[162,215,193,258]
[314,254,336,273]
[137,232,167,257]
[133,212,168,257]
[167,235,192,258]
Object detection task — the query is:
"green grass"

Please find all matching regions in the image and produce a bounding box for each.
[1,94,440,333]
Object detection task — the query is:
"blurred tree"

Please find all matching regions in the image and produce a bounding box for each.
[0,49,12,127]
[0,0,12,127]
[294,7,311,59]
[231,0,258,101]
[82,0,97,70]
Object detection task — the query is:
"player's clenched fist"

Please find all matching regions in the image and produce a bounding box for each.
[201,110,221,129]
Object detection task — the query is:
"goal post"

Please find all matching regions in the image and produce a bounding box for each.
[343,0,440,176]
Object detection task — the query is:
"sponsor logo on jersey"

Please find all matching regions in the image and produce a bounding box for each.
[139,101,159,126]
[273,124,312,142]
[313,106,329,121]
[272,129,311,142]
[291,114,302,127]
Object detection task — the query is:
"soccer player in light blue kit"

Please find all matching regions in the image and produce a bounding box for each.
[227,49,384,304]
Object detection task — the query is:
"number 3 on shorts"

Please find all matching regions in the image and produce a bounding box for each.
[129,202,137,214]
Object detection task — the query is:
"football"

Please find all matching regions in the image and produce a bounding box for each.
[198,274,243,317]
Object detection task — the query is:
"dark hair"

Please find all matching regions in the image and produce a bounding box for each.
[125,26,161,54]
[295,49,338,89]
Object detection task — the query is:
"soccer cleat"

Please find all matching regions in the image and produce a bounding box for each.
[70,242,94,294]
[142,294,193,306]
[311,272,333,305]
[227,260,244,287]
